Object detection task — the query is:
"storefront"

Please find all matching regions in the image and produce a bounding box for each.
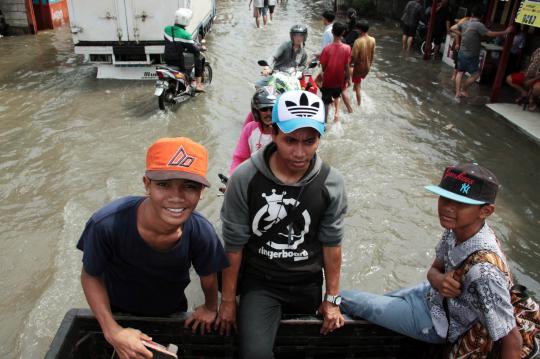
[0,0,69,34]
[32,0,69,31]
[425,0,540,102]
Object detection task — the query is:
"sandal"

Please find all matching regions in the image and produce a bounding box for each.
[527,102,537,112]
[515,95,528,104]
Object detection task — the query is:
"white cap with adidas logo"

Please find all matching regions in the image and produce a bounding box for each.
[272,90,325,135]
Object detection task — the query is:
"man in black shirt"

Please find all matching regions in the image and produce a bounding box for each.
[216,91,348,359]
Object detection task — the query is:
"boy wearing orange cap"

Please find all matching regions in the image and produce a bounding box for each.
[77,137,229,359]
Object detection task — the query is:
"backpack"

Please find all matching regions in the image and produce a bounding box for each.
[448,250,540,359]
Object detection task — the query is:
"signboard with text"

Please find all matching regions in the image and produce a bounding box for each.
[516,0,540,28]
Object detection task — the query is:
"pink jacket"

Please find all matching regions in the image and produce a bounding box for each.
[243,112,255,127]
[229,121,272,175]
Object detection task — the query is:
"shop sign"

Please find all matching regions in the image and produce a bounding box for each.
[516,0,540,28]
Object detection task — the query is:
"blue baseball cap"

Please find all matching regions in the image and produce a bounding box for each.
[272,90,325,135]
[425,163,499,205]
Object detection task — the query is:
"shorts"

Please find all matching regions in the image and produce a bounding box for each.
[321,87,342,104]
[433,31,446,46]
[352,76,364,85]
[268,5,275,14]
[510,72,526,86]
[457,52,480,75]
[510,71,540,87]
[253,6,268,17]
[402,23,417,37]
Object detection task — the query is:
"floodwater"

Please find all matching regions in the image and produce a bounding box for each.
[0,0,539,357]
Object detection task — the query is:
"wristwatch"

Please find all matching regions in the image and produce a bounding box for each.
[324,293,342,306]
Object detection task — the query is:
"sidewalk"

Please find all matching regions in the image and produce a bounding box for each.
[486,103,540,146]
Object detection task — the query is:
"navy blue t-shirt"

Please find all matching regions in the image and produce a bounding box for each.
[77,196,229,316]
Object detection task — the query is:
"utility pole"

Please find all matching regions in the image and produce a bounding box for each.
[423,0,438,60]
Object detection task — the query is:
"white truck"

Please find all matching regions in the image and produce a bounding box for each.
[67,0,215,79]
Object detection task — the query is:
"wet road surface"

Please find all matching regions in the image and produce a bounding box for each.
[0,0,539,357]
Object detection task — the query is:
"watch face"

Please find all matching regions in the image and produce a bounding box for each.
[325,294,342,305]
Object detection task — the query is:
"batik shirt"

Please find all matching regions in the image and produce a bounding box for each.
[525,48,540,79]
[426,223,515,343]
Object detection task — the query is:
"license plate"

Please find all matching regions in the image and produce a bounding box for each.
[154,87,164,96]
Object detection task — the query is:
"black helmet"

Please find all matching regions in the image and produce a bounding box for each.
[251,87,277,122]
[290,24,308,42]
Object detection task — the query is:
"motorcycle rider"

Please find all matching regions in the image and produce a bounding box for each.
[163,8,206,92]
[218,87,276,194]
[261,25,308,76]
[230,87,277,175]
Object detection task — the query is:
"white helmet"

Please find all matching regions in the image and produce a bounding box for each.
[174,8,192,26]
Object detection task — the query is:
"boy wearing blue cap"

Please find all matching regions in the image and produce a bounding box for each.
[216,90,348,359]
[340,163,522,357]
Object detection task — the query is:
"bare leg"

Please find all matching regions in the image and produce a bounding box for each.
[433,45,440,58]
[333,97,341,123]
[528,82,540,111]
[532,82,540,98]
[402,34,407,50]
[341,88,353,113]
[455,71,464,97]
[407,36,413,51]
[461,72,480,96]
[255,9,260,28]
[353,82,361,106]
[506,74,528,98]
[195,77,205,92]
[324,103,330,124]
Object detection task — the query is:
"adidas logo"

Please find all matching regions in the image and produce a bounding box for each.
[284,93,320,118]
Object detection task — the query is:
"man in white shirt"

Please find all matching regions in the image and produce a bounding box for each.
[321,10,335,50]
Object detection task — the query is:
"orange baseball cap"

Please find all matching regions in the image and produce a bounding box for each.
[145,137,210,187]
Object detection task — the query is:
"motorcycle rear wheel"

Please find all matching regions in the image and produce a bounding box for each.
[158,88,174,110]
[421,41,435,56]
[202,63,213,85]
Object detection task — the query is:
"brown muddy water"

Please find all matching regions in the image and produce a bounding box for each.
[0,0,539,357]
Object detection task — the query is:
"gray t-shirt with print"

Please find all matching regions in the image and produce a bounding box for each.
[458,19,489,57]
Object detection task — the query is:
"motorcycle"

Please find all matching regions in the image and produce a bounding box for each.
[299,59,320,96]
[255,59,319,95]
[154,47,213,110]
[414,20,435,56]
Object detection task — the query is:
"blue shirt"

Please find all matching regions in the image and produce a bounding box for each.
[321,24,333,50]
[77,196,229,316]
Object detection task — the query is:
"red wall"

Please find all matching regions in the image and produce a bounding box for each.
[32,0,69,30]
